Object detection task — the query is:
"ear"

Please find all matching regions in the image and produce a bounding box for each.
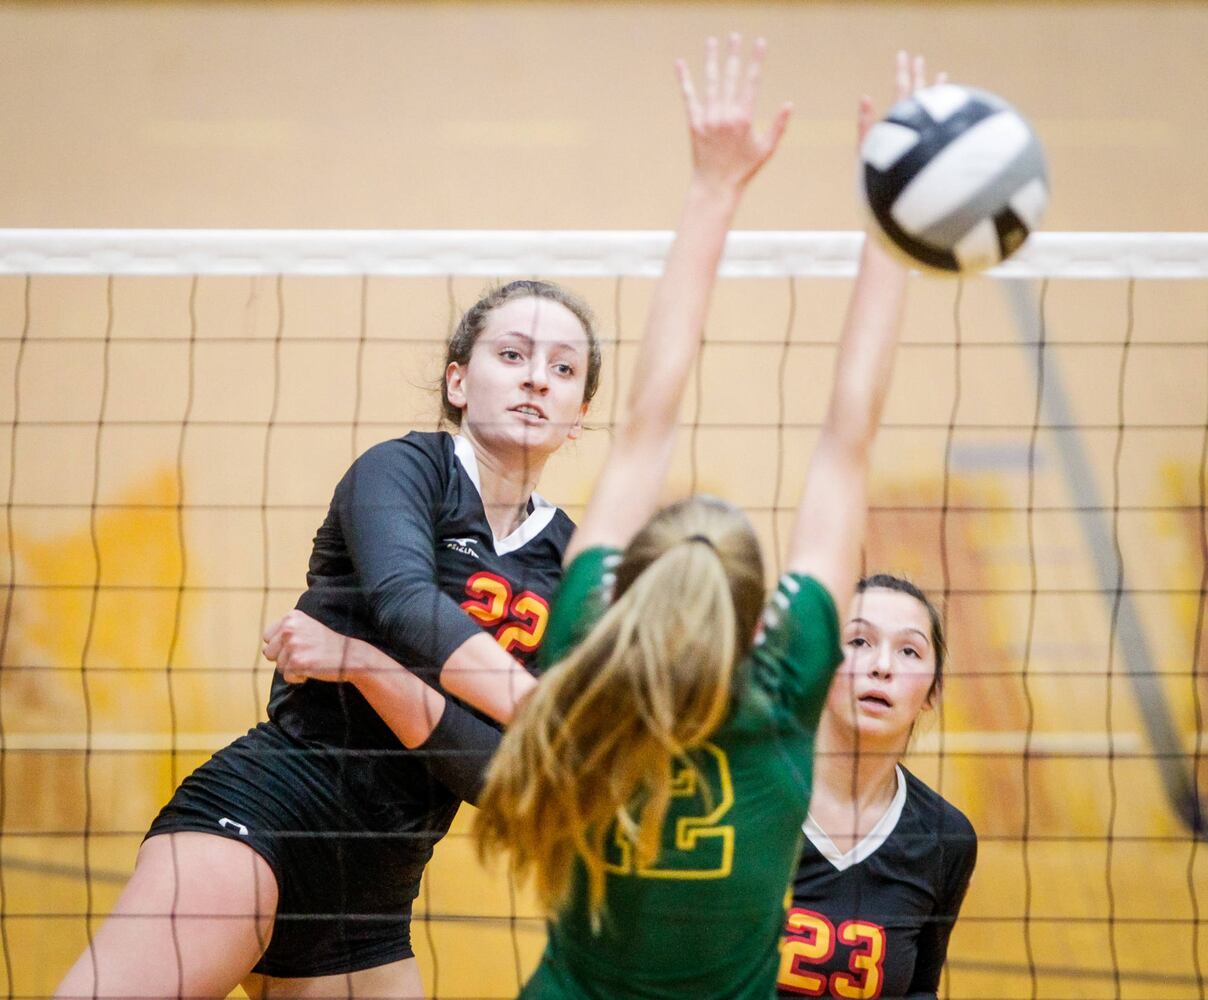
[565,401,589,441]
[445,361,468,414]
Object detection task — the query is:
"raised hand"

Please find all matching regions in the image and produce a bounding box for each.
[676,33,792,193]
[858,50,948,145]
[262,609,363,685]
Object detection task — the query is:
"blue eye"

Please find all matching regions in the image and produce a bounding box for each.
[554,363,575,377]
[500,348,523,361]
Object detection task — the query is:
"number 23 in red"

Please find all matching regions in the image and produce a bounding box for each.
[461,571,549,655]
[778,908,887,999]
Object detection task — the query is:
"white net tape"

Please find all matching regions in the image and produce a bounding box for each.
[0,229,1205,278]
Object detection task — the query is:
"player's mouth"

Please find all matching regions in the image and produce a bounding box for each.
[510,404,547,422]
[857,690,893,715]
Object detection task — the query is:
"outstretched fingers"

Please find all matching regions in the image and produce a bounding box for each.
[895,49,912,101]
[894,49,948,101]
[675,33,791,189]
[876,52,948,137]
[738,36,766,118]
[676,58,704,132]
[721,32,743,116]
[856,95,877,147]
[761,100,793,159]
[703,34,721,119]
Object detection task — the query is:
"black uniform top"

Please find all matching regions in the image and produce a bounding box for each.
[777,766,977,1000]
[266,431,572,825]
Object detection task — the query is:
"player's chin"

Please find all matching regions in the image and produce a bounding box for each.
[853,712,908,742]
[501,418,575,455]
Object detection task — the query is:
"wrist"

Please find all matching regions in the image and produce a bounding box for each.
[347,639,385,687]
[686,174,743,213]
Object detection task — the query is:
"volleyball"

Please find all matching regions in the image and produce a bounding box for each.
[860,84,1048,272]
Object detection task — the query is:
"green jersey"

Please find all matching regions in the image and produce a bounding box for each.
[522,546,842,1000]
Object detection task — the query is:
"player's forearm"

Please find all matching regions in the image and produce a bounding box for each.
[783,435,867,592]
[621,179,740,439]
[350,644,448,747]
[823,234,909,451]
[438,632,538,726]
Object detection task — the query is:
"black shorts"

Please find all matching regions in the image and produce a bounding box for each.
[146,721,459,977]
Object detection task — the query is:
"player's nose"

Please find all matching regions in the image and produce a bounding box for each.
[523,363,550,392]
[869,643,894,678]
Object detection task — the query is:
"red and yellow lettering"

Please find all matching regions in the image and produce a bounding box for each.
[496,591,549,654]
[777,910,888,999]
[831,920,886,999]
[778,908,833,996]
[462,575,551,655]
[461,572,510,625]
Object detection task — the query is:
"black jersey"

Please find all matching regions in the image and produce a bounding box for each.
[777,766,976,1000]
[266,431,573,806]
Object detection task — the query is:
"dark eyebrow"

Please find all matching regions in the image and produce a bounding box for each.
[846,618,930,647]
[496,330,584,356]
[496,330,534,347]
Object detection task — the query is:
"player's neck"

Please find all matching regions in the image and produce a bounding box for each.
[466,436,547,539]
[810,713,902,845]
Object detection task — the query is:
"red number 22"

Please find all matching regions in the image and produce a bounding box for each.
[461,571,549,655]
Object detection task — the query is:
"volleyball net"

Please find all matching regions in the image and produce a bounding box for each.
[1,229,1206,999]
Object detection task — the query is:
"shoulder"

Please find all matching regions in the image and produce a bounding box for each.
[783,574,839,628]
[347,431,454,478]
[539,546,621,670]
[548,506,576,546]
[901,767,977,853]
[752,573,843,682]
[360,430,452,463]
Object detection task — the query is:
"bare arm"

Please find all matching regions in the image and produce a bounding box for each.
[262,612,505,801]
[566,34,791,561]
[263,609,453,743]
[786,53,942,603]
[784,234,907,601]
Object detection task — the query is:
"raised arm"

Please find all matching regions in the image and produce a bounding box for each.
[566,34,790,560]
[785,53,940,603]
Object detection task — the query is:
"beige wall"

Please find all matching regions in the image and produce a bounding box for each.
[1,1,1205,231]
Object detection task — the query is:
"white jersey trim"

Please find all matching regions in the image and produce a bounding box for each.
[803,765,908,873]
[453,435,558,557]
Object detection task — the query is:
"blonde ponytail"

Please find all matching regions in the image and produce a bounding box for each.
[474,497,765,920]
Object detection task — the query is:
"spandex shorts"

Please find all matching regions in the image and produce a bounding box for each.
[147,721,455,977]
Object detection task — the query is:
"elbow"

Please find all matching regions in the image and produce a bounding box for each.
[367,585,423,648]
[611,416,676,461]
[818,417,874,466]
[617,407,674,444]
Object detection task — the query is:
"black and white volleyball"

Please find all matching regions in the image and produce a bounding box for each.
[860,85,1048,272]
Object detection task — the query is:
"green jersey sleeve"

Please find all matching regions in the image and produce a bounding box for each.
[538,546,621,671]
[748,574,843,728]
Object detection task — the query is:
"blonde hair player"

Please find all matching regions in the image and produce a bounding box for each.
[252,36,910,999]
[472,38,914,998]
